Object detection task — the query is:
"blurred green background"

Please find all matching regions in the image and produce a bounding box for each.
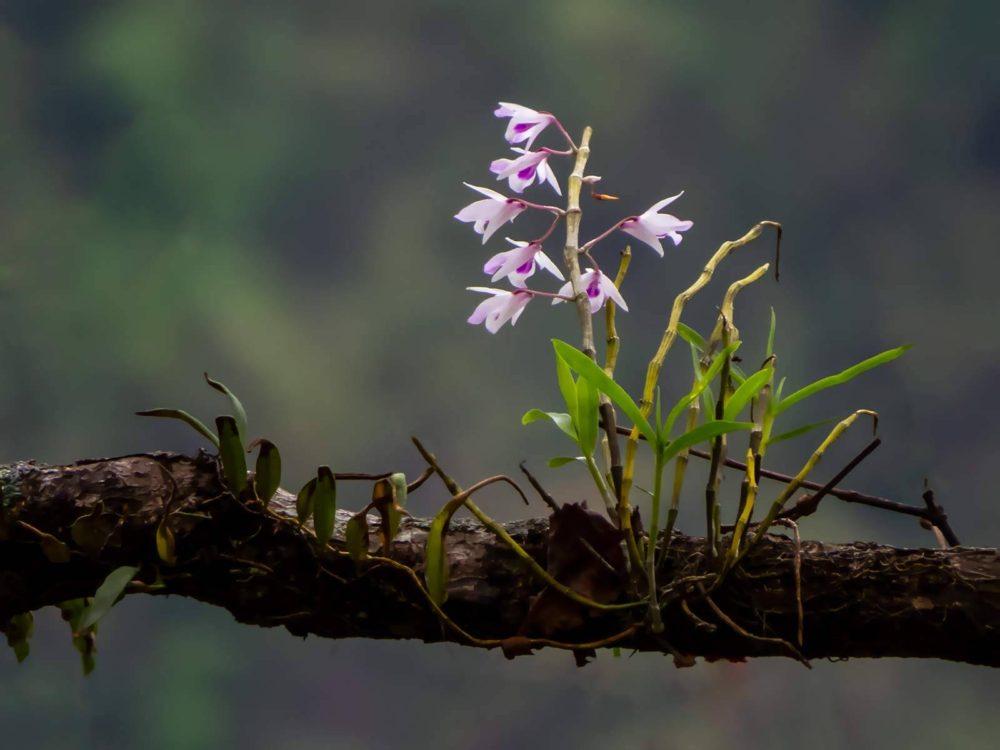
[2,1,999,747]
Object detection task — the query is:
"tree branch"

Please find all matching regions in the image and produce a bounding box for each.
[0,453,997,666]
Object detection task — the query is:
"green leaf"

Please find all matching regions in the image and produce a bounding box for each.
[661,342,741,441]
[729,364,748,387]
[766,307,777,359]
[661,420,754,464]
[204,373,248,445]
[215,416,248,494]
[425,500,462,605]
[522,409,578,441]
[685,342,716,416]
[766,418,837,446]
[5,612,33,663]
[554,347,578,417]
[345,512,370,562]
[547,456,584,468]
[676,323,707,352]
[312,466,337,545]
[155,522,176,565]
[251,439,282,507]
[390,473,408,507]
[775,346,910,416]
[574,374,600,456]
[552,340,656,444]
[135,409,220,448]
[59,599,98,675]
[388,472,408,540]
[296,477,317,524]
[724,365,774,421]
[79,565,139,631]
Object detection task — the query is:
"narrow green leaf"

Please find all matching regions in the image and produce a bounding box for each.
[5,612,33,663]
[775,377,786,402]
[424,507,455,605]
[547,456,584,468]
[59,598,98,675]
[724,366,774,421]
[661,342,741,441]
[135,409,219,448]
[729,364,748,387]
[685,343,716,415]
[676,323,707,352]
[522,409,578,441]
[388,472,408,540]
[766,307,777,359]
[204,373,248,446]
[390,473,408,507]
[155,522,176,565]
[554,348,578,417]
[312,466,337,545]
[775,346,910,416]
[661,420,754,464]
[552,340,656,444]
[296,477,317,524]
[766,418,837,446]
[79,565,139,631]
[215,416,248,494]
[252,439,282,507]
[574,374,600,456]
[345,512,370,562]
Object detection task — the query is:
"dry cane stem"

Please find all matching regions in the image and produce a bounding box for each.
[561,128,643,571]
[620,222,780,509]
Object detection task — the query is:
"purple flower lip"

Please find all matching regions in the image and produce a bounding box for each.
[552,268,629,314]
[516,260,534,274]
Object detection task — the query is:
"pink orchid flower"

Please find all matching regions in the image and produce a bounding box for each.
[490,148,561,195]
[466,287,533,333]
[484,238,565,288]
[494,102,554,149]
[619,192,694,256]
[553,268,628,314]
[454,183,527,243]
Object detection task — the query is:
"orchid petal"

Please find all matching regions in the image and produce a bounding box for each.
[533,249,565,280]
[620,219,665,256]
[454,199,495,223]
[599,274,629,312]
[644,191,684,216]
[552,279,573,304]
[536,159,562,196]
[462,182,508,201]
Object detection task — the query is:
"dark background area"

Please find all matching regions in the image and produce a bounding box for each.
[1,1,999,747]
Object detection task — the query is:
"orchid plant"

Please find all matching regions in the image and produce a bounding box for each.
[87,101,908,668]
[3,102,919,672]
[452,101,907,632]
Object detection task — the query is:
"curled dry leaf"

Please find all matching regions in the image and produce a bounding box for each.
[518,502,627,638]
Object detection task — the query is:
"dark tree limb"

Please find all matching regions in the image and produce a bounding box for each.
[0,453,997,666]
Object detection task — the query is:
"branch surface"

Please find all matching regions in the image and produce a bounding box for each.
[0,453,997,666]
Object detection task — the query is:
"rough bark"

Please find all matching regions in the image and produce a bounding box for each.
[0,452,997,666]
